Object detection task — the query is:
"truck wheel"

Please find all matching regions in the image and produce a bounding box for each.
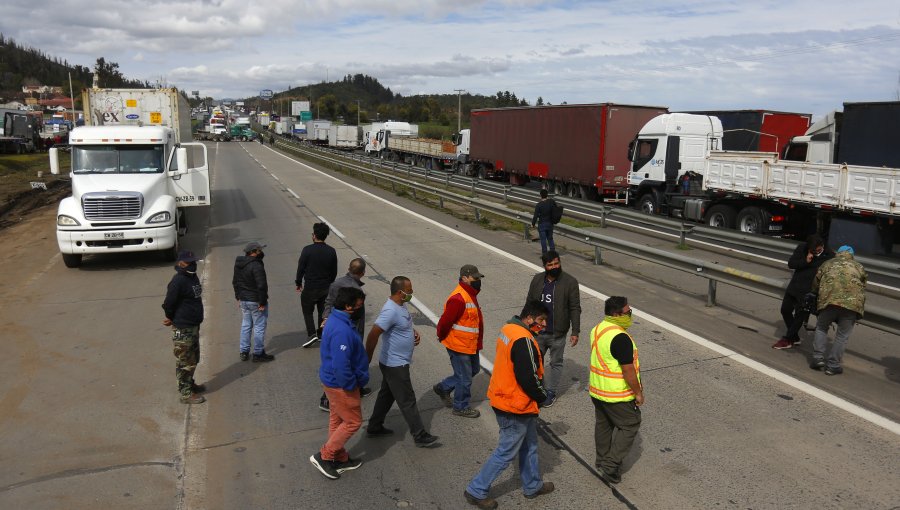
[637,192,659,215]
[62,253,82,268]
[706,204,736,229]
[736,206,767,234]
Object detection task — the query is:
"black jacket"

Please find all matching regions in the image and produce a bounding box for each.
[526,270,581,337]
[532,199,555,227]
[295,242,338,290]
[162,269,204,328]
[232,255,269,306]
[785,242,834,298]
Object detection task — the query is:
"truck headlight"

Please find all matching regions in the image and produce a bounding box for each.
[57,215,81,226]
[147,211,172,224]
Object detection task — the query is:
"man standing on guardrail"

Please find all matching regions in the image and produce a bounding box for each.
[532,190,556,255]
[589,296,643,484]
[296,223,338,348]
[773,235,833,350]
[525,250,581,408]
[810,245,867,376]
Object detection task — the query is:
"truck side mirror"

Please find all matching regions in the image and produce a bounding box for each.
[49,148,60,175]
[176,147,188,173]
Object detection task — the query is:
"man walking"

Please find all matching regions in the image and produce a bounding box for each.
[589,296,643,484]
[162,250,206,404]
[464,301,554,509]
[433,264,485,418]
[232,242,274,362]
[773,234,833,350]
[531,189,556,255]
[810,245,867,375]
[310,287,368,480]
[296,222,338,348]
[525,250,581,407]
[318,258,372,412]
[364,276,440,448]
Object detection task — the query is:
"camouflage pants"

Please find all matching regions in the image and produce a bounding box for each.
[172,326,200,397]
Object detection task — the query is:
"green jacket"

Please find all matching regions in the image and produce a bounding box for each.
[814,251,867,317]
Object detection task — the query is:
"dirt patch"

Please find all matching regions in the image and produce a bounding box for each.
[0,180,70,229]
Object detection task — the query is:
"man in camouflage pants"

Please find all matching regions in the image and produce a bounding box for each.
[810,245,867,376]
[162,251,206,404]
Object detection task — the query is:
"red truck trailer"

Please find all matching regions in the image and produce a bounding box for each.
[685,110,811,155]
[458,103,667,200]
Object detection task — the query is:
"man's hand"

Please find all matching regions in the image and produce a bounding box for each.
[413,329,421,346]
[634,392,645,406]
[259,305,266,311]
[162,318,173,327]
[296,286,303,293]
[806,252,814,263]
[569,334,579,347]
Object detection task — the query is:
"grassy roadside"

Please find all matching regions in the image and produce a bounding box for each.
[0,151,69,204]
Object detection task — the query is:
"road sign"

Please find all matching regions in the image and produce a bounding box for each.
[300,111,312,121]
[260,89,274,100]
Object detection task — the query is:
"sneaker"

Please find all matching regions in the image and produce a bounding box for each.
[414,432,440,448]
[809,360,825,371]
[319,395,330,412]
[309,453,340,480]
[302,335,320,348]
[366,426,394,437]
[252,350,275,362]
[599,469,621,484]
[239,351,249,361]
[792,338,803,345]
[335,457,363,473]
[524,481,555,499]
[433,384,452,408]
[772,338,793,350]
[360,387,373,398]
[452,407,481,418]
[539,392,556,408]
[190,383,206,393]
[180,393,206,404]
[464,490,498,509]
[824,367,843,376]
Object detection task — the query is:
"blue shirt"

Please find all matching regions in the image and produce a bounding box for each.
[375,299,415,366]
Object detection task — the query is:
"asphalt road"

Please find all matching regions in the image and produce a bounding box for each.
[1,140,898,509]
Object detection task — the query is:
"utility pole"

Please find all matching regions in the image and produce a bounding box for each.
[356,99,361,126]
[454,89,466,133]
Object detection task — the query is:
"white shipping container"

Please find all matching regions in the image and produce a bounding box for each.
[82,88,192,143]
[328,125,358,148]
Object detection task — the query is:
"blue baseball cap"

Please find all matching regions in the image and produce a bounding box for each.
[836,245,854,255]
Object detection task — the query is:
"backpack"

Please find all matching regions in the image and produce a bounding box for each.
[550,200,564,224]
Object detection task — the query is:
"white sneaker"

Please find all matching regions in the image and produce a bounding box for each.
[302,335,320,348]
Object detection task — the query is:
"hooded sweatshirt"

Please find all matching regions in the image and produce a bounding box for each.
[162,266,204,328]
[232,255,268,306]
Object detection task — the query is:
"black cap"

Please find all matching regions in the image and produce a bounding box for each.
[459,264,484,279]
[244,241,266,253]
[177,250,198,263]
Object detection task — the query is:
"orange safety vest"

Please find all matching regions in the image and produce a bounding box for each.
[440,284,481,355]
[588,320,640,403]
[488,322,544,414]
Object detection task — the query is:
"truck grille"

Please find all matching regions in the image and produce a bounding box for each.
[82,192,143,220]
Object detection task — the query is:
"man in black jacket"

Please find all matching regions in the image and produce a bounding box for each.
[531,189,556,255]
[162,251,206,404]
[233,242,274,362]
[773,234,833,350]
[296,222,338,348]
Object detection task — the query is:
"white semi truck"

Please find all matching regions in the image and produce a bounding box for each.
[50,87,210,268]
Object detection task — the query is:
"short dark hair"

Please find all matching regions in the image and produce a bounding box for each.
[348,257,366,276]
[541,250,560,265]
[605,296,628,316]
[390,276,410,295]
[313,222,330,241]
[334,286,365,311]
[520,300,548,320]
[806,234,824,249]
[540,189,548,199]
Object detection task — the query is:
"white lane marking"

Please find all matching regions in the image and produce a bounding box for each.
[287,189,300,200]
[272,175,280,182]
[266,147,900,436]
[316,216,345,240]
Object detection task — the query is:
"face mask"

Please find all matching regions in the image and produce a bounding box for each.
[185,262,197,274]
[400,290,413,303]
[469,279,482,291]
[350,307,364,322]
[606,314,633,330]
[256,252,265,261]
[546,267,561,278]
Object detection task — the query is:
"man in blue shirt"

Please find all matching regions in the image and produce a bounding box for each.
[364,276,440,448]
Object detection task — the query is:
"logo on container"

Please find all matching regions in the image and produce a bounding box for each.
[125,114,140,120]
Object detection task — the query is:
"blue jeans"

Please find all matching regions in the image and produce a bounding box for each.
[466,411,543,499]
[438,349,480,410]
[537,224,555,254]
[239,301,268,354]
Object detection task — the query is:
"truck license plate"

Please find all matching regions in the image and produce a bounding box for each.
[104,232,125,239]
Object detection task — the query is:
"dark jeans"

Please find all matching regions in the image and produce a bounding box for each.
[592,397,641,476]
[537,223,555,255]
[368,363,426,437]
[780,293,809,341]
[300,286,328,338]
[438,349,480,410]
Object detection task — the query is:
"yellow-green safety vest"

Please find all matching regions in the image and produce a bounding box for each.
[589,320,640,403]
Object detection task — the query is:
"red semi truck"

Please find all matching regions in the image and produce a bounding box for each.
[453,103,667,200]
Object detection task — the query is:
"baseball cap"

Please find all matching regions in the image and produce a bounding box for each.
[177,250,198,263]
[836,245,854,255]
[244,241,267,253]
[459,264,485,279]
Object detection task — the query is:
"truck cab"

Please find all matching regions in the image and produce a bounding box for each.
[782,111,840,164]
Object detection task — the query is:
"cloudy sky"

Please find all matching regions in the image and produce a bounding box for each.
[3,0,900,116]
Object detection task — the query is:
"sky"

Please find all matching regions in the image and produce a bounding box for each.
[3,0,900,117]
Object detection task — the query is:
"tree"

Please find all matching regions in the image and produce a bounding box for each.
[316,94,338,119]
[536,96,544,106]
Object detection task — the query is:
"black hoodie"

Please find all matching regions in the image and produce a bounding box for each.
[162,267,204,328]
[232,255,269,306]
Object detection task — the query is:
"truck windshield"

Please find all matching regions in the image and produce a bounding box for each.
[72,145,165,174]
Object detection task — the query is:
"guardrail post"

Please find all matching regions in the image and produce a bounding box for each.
[424,168,429,182]
[471,180,476,196]
[524,223,531,241]
[374,175,378,185]
[412,187,417,200]
[600,207,610,228]
[504,186,510,203]
[707,279,717,307]
[439,196,444,209]
[446,174,451,188]
[407,166,411,178]
[474,208,481,221]
[391,181,396,193]
[594,246,603,265]
[679,223,694,248]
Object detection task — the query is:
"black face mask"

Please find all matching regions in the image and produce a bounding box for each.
[256,252,265,261]
[546,267,561,278]
[350,307,364,322]
[469,279,482,291]
[177,262,197,274]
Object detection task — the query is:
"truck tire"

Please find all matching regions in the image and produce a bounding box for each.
[637,192,659,215]
[62,253,82,268]
[706,204,736,229]
[736,206,767,234]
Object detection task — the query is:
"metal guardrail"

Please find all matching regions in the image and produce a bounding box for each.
[274,140,900,336]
